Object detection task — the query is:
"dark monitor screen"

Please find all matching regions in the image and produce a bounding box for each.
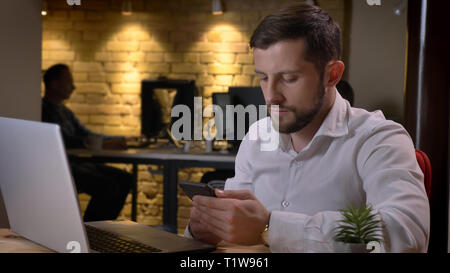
[229,86,266,109]
[212,93,233,140]
[141,79,196,140]
[213,87,267,150]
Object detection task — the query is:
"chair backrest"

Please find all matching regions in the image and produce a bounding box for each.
[415,149,432,199]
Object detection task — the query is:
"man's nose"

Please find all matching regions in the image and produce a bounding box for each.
[265,80,284,105]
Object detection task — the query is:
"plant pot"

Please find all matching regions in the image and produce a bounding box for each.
[333,241,370,253]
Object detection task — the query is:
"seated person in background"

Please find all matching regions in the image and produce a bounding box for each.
[185,3,429,252]
[42,64,132,222]
[200,170,234,185]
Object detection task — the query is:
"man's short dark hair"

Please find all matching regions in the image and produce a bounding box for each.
[43,64,70,88]
[250,3,341,74]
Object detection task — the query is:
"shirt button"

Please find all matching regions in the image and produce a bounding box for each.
[282,200,290,208]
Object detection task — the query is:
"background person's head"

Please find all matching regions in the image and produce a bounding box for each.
[250,3,344,134]
[43,64,75,103]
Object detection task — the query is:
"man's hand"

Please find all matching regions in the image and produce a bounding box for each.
[190,189,270,245]
[102,138,127,150]
[188,207,223,245]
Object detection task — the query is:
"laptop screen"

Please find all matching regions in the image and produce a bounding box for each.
[0,117,89,253]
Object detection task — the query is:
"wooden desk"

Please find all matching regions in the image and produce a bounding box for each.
[0,229,52,253]
[67,147,236,232]
[0,229,269,253]
[214,242,270,253]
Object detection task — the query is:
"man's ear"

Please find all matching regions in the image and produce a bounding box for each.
[323,61,345,87]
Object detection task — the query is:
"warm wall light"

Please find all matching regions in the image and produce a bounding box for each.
[212,0,223,15]
[122,0,133,16]
[41,0,48,16]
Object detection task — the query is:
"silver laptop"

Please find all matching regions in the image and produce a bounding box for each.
[0,116,215,253]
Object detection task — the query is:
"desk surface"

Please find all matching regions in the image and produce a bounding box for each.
[0,229,269,253]
[0,229,52,253]
[67,148,236,163]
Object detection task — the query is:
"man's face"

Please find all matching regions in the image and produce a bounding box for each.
[60,69,75,100]
[254,39,325,133]
[51,68,75,100]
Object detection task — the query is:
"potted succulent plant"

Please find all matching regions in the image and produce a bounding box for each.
[333,204,383,253]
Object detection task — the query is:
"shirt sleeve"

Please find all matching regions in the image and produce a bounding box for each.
[356,121,430,252]
[224,136,254,192]
[183,221,194,238]
[70,111,95,138]
[72,114,123,140]
[67,108,123,144]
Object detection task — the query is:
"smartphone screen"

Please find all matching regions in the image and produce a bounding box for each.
[178,181,216,200]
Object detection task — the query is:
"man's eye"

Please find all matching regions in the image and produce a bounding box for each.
[259,76,268,81]
[283,77,297,83]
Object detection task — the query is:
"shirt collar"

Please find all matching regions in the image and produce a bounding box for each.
[278,90,350,152]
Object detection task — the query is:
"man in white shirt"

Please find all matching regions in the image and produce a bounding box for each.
[185,3,429,252]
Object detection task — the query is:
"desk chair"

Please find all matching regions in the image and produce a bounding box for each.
[200,170,234,186]
[415,149,432,199]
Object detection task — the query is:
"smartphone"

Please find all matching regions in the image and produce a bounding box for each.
[178,181,216,200]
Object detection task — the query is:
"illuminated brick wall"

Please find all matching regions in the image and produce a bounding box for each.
[42,0,345,233]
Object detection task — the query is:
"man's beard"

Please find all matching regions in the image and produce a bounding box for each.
[268,84,325,134]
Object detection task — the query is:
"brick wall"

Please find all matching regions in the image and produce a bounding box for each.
[42,0,345,234]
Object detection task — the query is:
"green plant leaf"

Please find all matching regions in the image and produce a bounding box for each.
[334,203,383,244]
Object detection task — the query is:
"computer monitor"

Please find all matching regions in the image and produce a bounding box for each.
[229,86,266,109]
[212,87,267,151]
[212,93,233,141]
[141,78,196,141]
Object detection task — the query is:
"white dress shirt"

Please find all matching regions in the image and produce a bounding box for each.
[186,92,430,253]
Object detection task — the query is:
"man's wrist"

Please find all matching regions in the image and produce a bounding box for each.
[261,212,271,247]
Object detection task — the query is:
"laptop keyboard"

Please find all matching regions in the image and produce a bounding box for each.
[85,225,162,253]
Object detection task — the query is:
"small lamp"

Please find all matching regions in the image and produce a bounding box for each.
[122,0,132,16]
[212,0,223,15]
[41,0,48,16]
